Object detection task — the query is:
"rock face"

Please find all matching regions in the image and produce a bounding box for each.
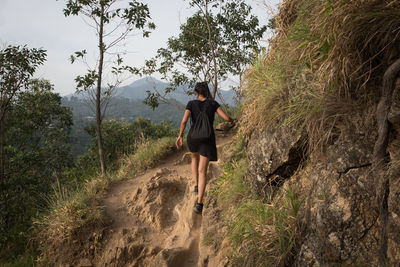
[246,121,400,265]
[387,98,400,264]
[295,135,379,266]
[246,127,306,197]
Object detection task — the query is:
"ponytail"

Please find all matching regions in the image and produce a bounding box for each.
[194,82,213,100]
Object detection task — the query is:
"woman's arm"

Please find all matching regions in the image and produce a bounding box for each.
[176,109,191,149]
[216,107,234,122]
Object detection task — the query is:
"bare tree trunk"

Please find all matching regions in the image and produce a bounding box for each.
[203,0,218,99]
[0,118,7,228]
[96,4,106,175]
[373,57,400,265]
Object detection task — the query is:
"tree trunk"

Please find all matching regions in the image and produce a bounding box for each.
[96,4,106,175]
[0,118,7,228]
[373,57,400,265]
[203,0,218,99]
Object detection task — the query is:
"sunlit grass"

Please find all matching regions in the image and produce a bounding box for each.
[33,136,176,265]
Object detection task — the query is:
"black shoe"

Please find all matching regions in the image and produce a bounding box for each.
[194,202,203,214]
[194,186,198,194]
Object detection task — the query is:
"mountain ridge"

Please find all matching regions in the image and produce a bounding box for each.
[65,76,237,106]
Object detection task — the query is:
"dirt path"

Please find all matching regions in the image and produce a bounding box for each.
[93,134,233,267]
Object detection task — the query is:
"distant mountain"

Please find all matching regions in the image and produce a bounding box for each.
[65,77,237,106]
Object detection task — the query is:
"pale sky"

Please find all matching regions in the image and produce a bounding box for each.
[0,0,280,96]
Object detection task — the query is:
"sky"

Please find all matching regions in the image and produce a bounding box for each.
[0,0,281,96]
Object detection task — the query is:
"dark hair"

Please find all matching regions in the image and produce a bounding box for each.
[194,82,213,100]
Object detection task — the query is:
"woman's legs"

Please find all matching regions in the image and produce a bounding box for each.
[191,152,199,187]
[197,155,209,204]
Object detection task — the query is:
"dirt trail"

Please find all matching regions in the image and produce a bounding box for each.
[93,133,233,267]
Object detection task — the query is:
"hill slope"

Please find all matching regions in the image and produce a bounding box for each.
[65,76,237,107]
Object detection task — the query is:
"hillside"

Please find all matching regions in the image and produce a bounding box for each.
[65,77,237,107]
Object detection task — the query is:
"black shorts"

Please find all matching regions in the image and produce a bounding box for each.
[187,132,218,161]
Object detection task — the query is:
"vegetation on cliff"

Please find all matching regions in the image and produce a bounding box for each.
[235,0,400,265]
[242,0,400,151]
[214,137,303,266]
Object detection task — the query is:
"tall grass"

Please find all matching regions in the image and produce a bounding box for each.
[213,137,303,266]
[228,189,302,267]
[241,0,400,151]
[33,136,176,265]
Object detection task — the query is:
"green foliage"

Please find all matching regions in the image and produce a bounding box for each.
[0,46,46,120]
[141,0,266,108]
[1,251,37,267]
[216,1,267,76]
[81,118,177,169]
[55,117,177,192]
[228,187,302,267]
[62,95,182,158]
[0,79,73,262]
[127,136,176,172]
[0,45,46,263]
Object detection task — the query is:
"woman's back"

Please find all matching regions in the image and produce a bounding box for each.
[186,99,220,127]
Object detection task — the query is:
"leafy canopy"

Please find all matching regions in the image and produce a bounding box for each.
[0,45,46,122]
[0,79,73,259]
[141,0,266,109]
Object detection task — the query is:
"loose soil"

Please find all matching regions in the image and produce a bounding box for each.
[89,133,233,267]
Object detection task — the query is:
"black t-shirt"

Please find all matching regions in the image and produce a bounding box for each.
[185,99,220,126]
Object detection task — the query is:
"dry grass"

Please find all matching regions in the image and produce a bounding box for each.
[33,137,176,265]
[241,0,400,151]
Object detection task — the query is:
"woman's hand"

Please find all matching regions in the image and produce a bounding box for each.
[176,136,183,149]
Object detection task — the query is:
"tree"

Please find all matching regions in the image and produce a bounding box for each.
[60,0,155,175]
[142,0,266,109]
[82,118,177,168]
[0,45,46,238]
[0,78,73,258]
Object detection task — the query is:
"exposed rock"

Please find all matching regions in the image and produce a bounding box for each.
[388,105,400,125]
[78,258,92,267]
[215,121,235,133]
[245,123,391,265]
[295,134,381,266]
[175,152,192,165]
[246,127,306,196]
[387,139,400,265]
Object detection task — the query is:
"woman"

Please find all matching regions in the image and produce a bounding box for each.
[176,82,234,214]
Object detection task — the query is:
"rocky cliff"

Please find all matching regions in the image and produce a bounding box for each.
[241,0,400,265]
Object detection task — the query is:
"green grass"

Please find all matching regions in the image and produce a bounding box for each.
[1,252,37,267]
[33,136,176,265]
[213,140,303,266]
